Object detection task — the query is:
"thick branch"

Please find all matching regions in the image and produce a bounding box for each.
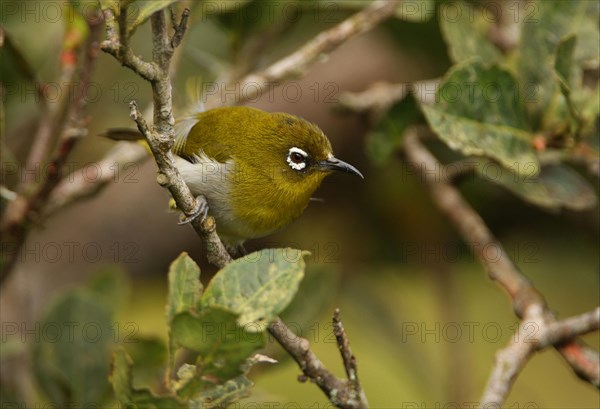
[205,0,400,108]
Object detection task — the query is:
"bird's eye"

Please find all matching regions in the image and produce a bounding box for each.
[290,152,304,164]
[287,147,308,171]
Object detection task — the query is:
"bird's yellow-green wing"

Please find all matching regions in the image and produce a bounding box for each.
[174,106,277,163]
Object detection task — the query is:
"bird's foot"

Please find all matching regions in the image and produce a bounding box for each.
[228,243,248,258]
[178,195,209,225]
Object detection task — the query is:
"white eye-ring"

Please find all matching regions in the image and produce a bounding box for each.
[287,147,308,170]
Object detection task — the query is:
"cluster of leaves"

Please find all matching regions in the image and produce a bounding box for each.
[2,249,307,408]
[369,0,599,211]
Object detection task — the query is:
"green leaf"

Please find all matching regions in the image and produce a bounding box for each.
[166,252,203,377]
[201,248,308,330]
[189,375,253,409]
[439,2,501,64]
[33,291,113,407]
[111,349,185,409]
[166,252,203,324]
[170,308,265,383]
[554,34,584,137]
[423,61,538,173]
[124,337,168,389]
[555,35,577,91]
[130,0,180,30]
[366,93,422,166]
[515,0,599,125]
[476,160,597,210]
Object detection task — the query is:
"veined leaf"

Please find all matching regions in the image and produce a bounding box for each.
[201,248,308,330]
[439,1,501,64]
[170,308,265,383]
[110,349,185,409]
[423,61,538,173]
[189,375,253,409]
[515,0,599,125]
[166,252,202,324]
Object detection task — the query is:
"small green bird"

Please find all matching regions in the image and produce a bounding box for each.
[110,106,363,247]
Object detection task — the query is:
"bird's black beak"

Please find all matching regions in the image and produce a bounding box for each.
[318,156,364,179]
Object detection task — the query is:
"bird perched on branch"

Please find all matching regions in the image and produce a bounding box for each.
[107,106,363,249]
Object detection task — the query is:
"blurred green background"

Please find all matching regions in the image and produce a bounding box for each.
[1,0,598,407]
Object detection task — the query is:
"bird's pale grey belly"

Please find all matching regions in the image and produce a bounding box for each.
[173,154,255,245]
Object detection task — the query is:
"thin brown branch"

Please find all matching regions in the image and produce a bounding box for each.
[170,7,190,50]
[268,315,367,409]
[333,309,368,407]
[205,0,401,108]
[401,127,600,402]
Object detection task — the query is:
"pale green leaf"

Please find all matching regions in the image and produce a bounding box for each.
[439,2,501,64]
[201,248,308,330]
[189,375,253,409]
[124,337,167,389]
[555,35,577,91]
[515,0,599,125]
[170,308,265,384]
[166,252,202,324]
[476,160,597,210]
[423,62,538,173]
[424,106,537,174]
[110,349,185,409]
